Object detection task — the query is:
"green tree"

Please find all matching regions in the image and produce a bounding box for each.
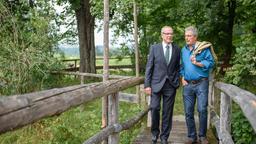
[0,0,62,95]
[89,0,254,76]
[56,0,96,73]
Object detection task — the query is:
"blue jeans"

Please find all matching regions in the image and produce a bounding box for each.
[183,79,209,140]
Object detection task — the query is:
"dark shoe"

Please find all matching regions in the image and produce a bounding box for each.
[199,137,209,144]
[152,135,158,144]
[184,138,198,144]
[161,139,168,144]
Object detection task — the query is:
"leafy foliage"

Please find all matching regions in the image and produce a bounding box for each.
[89,0,256,75]
[231,104,256,144]
[0,0,63,95]
[224,27,256,144]
[224,8,256,92]
[225,36,256,86]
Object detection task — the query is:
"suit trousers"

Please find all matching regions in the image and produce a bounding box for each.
[150,80,176,140]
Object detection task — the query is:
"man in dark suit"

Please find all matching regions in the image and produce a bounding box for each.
[144,26,181,144]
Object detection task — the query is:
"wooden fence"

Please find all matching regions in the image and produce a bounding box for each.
[209,75,256,144]
[0,76,148,144]
[54,71,146,104]
[62,57,134,71]
[1,71,255,143]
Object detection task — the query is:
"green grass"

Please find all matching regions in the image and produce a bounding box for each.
[63,57,132,68]
[173,87,184,115]
[97,69,135,76]
[96,57,132,66]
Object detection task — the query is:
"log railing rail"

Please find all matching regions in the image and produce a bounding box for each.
[64,65,134,71]
[1,71,255,143]
[0,76,146,143]
[209,79,256,144]
[57,71,132,79]
[54,72,143,104]
[83,107,149,144]
[62,57,134,71]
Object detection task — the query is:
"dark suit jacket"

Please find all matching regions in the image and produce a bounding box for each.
[144,43,180,92]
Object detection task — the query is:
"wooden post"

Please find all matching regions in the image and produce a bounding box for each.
[133,0,140,105]
[75,59,77,69]
[80,76,84,84]
[140,84,146,107]
[75,59,78,79]
[108,92,119,144]
[102,0,109,143]
[207,73,214,128]
[220,92,232,144]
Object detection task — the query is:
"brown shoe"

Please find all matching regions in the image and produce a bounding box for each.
[184,138,198,144]
[199,137,209,144]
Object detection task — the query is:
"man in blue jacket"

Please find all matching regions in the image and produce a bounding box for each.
[180,26,215,144]
[144,26,181,144]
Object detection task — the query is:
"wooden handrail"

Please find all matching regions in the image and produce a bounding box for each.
[210,81,256,144]
[83,107,149,144]
[61,57,131,61]
[214,82,256,132]
[63,65,134,71]
[62,58,80,62]
[55,71,132,79]
[0,77,144,134]
[61,57,134,71]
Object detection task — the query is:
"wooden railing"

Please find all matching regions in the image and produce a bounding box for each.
[55,72,146,103]
[1,71,255,143]
[62,57,134,71]
[0,75,147,144]
[84,107,149,144]
[62,58,80,69]
[209,76,256,144]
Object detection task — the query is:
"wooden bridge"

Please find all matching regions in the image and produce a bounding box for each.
[133,116,192,144]
[0,72,255,144]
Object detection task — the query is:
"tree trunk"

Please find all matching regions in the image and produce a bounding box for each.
[75,0,96,73]
[220,0,236,74]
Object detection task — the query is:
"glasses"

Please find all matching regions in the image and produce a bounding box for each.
[162,32,173,36]
[185,34,194,37]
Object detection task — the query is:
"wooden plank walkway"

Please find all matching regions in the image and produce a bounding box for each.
[133,115,194,144]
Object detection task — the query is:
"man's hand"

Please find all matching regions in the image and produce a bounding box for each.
[144,87,152,95]
[190,55,204,67]
[190,55,197,65]
[181,77,188,86]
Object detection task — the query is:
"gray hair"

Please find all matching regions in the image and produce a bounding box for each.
[161,26,173,34]
[185,26,198,36]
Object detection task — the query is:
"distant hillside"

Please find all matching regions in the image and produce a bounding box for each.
[58,44,79,57]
